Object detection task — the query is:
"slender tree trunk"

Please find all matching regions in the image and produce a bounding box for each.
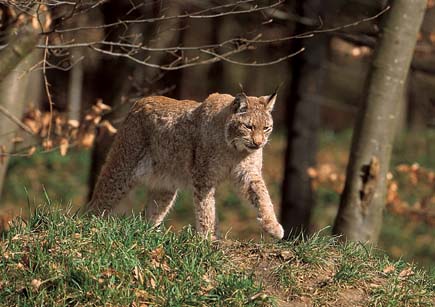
[280,0,328,238]
[0,10,42,201]
[0,49,41,201]
[87,0,147,199]
[67,49,84,121]
[0,27,38,82]
[333,0,426,243]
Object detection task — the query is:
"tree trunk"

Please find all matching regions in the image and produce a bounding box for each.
[333,0,426,243]
[0,11,42,201]
[67,49,84,121]
[280,0,329,238]
[87,0,148,199]
[0,49,42,201]
[0,26,38,82]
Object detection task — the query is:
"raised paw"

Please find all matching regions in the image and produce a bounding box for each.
[259,218,284,239]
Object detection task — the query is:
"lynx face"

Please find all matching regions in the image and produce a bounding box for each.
[226,93,277,152]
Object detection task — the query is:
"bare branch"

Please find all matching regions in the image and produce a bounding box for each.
[0,105,34,135]
[36,6,389,51]
[200,47,306,67]
[48,0,284,34]
[42,36,54,144]
[88,42,251,70]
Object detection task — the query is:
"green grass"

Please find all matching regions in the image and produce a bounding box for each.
[0,208,433,307]
[0,207,272,307]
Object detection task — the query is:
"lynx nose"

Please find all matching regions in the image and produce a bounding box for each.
[252,135,263,147]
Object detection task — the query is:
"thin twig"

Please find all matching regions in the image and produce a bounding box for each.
[89,42,251,70]
[49,0,283,33]
[0,105,34,135]
[36,6,389,53]
[200,47,305,67]
[42,36,54,143]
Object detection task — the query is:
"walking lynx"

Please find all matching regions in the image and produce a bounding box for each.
[87,92,284,239]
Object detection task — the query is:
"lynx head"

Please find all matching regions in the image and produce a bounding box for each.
[225,92,277,152]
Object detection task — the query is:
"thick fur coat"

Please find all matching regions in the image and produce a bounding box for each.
[87,93,284,239]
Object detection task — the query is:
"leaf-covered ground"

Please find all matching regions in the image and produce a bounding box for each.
[0,209,433,306]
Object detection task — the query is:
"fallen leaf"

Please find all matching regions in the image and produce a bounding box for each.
[149,277,156,289]
[96,100,111,111]
[93,116,102,125]
[68,119,80,128]
[399,267,414,279]
[135,289,150,301]
[42,138,53,150]
[59,138,68,156]
[383,265,395,274]
[30,279,42,291]
[150,247,165,260]
[100,120,117,135]
[23,119,39,134]
[133,266,144,284]
[81,132,95,148]
[27,146,36,156]
[307,167,317,178]
[279,250,294,261]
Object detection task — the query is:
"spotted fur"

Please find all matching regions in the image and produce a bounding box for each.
[87,93,284,239]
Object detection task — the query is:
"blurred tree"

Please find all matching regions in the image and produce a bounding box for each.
[0,6,43,199]
[87,1,186,200]
[87,0,150,199]
[280,0,327,238]
[333,0,427,243]
[409,3,435,130]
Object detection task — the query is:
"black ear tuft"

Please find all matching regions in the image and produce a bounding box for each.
[260,92,277,112]
[266,92,277,111]
[233,93,248,113]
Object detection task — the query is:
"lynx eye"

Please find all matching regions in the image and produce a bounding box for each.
[243,124,253,130]
[264,126,272,132]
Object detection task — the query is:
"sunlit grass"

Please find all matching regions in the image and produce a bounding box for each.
[0,207,272,307]
[1,208,433,306]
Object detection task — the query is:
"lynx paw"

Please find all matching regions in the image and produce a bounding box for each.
[259,218,284,239]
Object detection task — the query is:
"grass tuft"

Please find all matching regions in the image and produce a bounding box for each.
[0,207,433,306]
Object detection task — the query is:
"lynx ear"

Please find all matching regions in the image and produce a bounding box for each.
[262,93,277,112]
[233,93,248,113]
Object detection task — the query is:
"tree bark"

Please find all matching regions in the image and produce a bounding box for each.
[0,11,42,201]
[333,0,426,243]
[0,49,42,201]
[280,0,329,238]
[0,25,38,82]
[67,49,84,121]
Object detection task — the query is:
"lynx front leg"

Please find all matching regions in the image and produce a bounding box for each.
[234,171,284,239]
[146,189,177,227]
[193,184,217,239]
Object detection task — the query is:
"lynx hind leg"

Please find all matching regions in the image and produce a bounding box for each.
[145,189,177,227]
[87,118,147,215]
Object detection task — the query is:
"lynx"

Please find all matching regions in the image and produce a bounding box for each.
[87,92,284,239]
